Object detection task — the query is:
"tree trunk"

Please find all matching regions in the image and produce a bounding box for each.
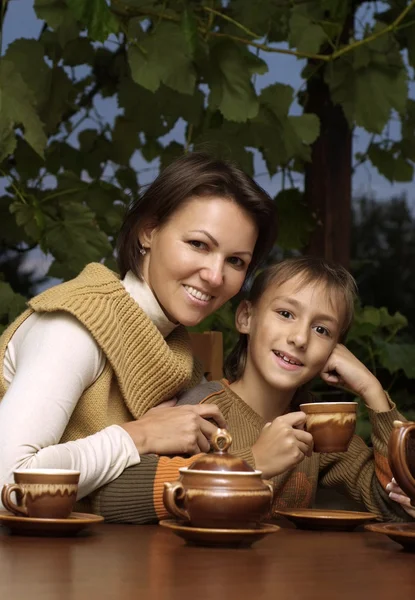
[304,13,354,269]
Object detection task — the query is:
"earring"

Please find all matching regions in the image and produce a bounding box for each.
[139,247,147,256]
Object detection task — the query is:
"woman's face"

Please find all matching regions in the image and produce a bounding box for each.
[140,196,258,326]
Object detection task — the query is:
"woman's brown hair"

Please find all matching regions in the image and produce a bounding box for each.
[116,152,277,280]
[224,256,358,382]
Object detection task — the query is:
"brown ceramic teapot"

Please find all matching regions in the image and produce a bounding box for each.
[163,429,273,529]
[388,420,415,507]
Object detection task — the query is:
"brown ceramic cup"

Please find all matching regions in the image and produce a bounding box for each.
[388,420,415,507]
[1,469,80,519]
[300,402,358,453]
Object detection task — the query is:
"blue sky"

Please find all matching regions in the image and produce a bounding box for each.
[2,0,414,205]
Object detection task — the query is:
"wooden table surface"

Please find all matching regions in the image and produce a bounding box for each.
[0,521,413,600]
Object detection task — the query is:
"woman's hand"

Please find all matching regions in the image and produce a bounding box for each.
[120,403,227,456]
[386,478,415,519]
[252,412,314,479]
[320,344,389,411]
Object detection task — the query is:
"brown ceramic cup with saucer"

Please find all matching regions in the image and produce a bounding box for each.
[1,469,80,519]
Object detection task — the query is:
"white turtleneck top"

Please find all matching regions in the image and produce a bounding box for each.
[0,271,178,503]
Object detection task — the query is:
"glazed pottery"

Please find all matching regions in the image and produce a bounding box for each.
[365,522,415,552]
[1,469,80,519]
[159,519,280,547]
[388,420,415,507]
[163,429,273,529]
[0,510,103,537]
[274,508,378,531]
[300,402,358,453]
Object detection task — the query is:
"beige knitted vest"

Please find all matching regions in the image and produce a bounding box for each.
[0,263,203,444]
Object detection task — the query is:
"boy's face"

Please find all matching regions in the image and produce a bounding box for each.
[238,275,346,393]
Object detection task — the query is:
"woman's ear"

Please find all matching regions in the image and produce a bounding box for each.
[138,220,158,249]
[235,300,252,334]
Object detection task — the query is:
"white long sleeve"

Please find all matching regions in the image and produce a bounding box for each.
[0,272,179,505]
[0,311,141,502]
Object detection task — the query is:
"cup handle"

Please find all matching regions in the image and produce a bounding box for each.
[263,480,274,516]
[163,481,189,522]
[1,484,27,516]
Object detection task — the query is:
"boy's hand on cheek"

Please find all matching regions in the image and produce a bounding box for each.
[320,344,389,411]
[252,412,314,479]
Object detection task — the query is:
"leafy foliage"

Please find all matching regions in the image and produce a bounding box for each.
[1,0,415,343]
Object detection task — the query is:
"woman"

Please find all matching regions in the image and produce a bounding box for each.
[0,152,277,509]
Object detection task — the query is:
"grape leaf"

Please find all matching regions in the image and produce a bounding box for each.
[66,0,119,41]
[0,60,47,159]
[127,22,196,94]
[289,12,327,54]
[44,201,113,279]
[368,144,413,182]
[326,25,408,133]
[206,41,260,122]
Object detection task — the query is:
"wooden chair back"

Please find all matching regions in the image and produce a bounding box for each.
[189,331,223,381]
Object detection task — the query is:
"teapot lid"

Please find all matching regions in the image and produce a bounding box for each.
[188,429,255,472]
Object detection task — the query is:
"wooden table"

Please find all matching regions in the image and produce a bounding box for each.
[0,521,413,600]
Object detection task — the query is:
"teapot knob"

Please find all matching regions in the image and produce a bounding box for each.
[211,428,232,453]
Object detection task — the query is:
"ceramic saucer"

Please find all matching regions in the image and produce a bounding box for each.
[159,519,280,547]
[274,508,379,531]
[0,511,104,537]
[365,522,415,552]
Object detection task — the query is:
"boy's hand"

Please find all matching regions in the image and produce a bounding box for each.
[320,344,389,411]
[252,412,314,479]
[386,478,415,519]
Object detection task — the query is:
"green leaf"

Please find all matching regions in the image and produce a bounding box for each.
[377,342,415,379]
[274,188,315,250]
[111,116,140,165]
[0,282,28,329]
[13,138,45,181]
[9,201,43,241]
[34,0,73,29]
[128,22,196,94]
[181,8,198,58]
[248,84,319,174]
[193,116,255,176]
[368,144,413,183]
[325,25,408,133]
[0,60,47,159]
[289,12,327,54]
[78,130,112,178]
[66,0,119,41]
[4,39,50,108]
[290,113,320,144]
[206,41,260,122]
[229,0,289,42]
[141,138,163,162]
[0,121,16,163]
[62,37,95,66]
[44,201,113,279]
[115,166,139,194]
[40,66,77,134]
